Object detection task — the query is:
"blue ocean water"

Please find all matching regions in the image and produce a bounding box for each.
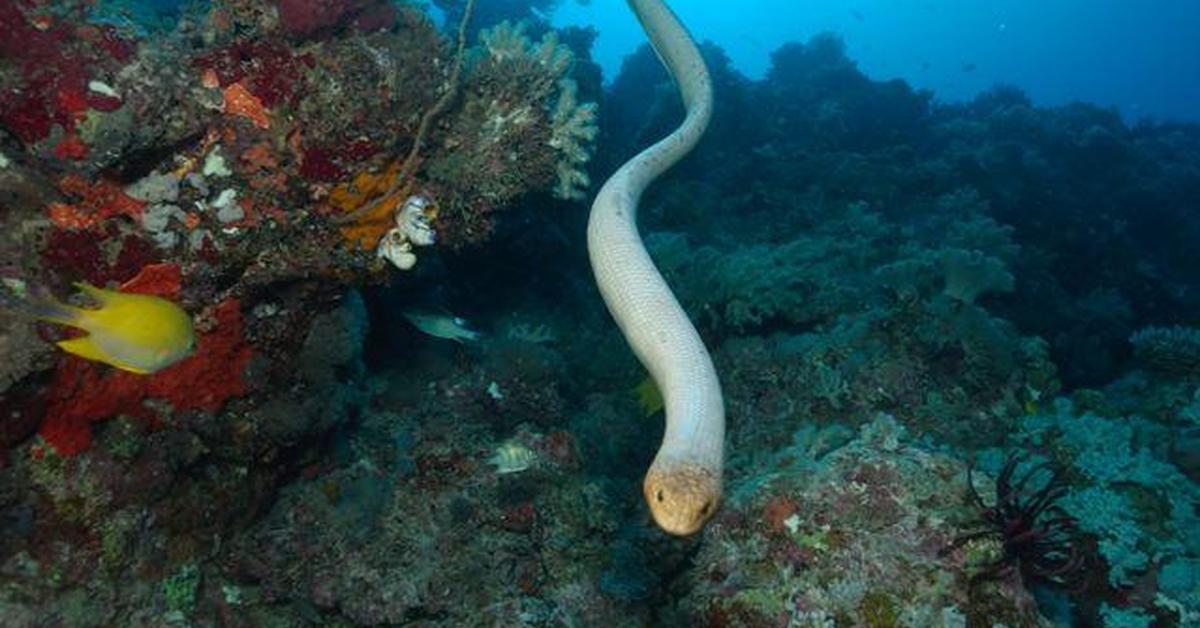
[557,0,1200,122]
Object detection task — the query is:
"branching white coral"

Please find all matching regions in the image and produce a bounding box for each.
[480,21,571,77]
[482,100,535,144]
[533,31,573,78]
[549,79,598,199]
[479,21,528,62]
[477,21,598,199]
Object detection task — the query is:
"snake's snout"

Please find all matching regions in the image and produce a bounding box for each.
[643,463,722,536]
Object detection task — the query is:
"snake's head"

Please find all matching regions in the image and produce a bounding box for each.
[643,462,721,536]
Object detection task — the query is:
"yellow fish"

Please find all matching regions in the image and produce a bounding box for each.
[29,283,195,374]
[634,375,664,417]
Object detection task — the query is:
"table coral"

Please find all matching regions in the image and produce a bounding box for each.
[941,247,1015,305]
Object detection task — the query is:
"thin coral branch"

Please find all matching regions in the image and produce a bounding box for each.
[334,0,476,225]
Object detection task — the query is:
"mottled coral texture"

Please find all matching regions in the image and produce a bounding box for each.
[675,416,1049,627]
[41,267,253,455]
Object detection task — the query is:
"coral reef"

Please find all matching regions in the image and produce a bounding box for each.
[0,0,598,455]
[0,289,370,625]
[948,454,1084,587]
[673,415,1051,627]
[222,400,629,625]
[609,32,1198,387]
[425,20,598,244]
[0,0,597,622]
[1130,325,1200,379]
[940,247,1015,304]
[40,295,253,455]
[585,27,1199,625]
[375,194,437,270]
[0,3,1196,627]
[998,400,1199,601]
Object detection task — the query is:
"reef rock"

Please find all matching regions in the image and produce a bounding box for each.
[673,415,1051,627]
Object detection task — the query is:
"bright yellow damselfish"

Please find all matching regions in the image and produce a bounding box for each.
[34,283,195,374]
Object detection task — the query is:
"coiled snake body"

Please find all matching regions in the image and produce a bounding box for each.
[587,0,723,536]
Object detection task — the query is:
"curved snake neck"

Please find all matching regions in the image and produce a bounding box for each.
[586,0,723,536]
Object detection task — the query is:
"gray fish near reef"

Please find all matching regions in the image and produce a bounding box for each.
[402,310,480,343]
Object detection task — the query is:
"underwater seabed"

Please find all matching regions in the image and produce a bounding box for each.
[1,0,1199,627]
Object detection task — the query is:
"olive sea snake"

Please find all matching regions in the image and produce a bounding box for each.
[587,0,723,536]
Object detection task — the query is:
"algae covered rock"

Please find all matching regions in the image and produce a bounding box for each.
[673,415,1051,627]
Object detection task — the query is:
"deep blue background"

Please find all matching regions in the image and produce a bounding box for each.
[554,0,1200,122]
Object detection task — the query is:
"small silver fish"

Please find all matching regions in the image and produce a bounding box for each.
[402,310,480,343]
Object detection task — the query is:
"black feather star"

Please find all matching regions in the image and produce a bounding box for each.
[946,453,1085,588]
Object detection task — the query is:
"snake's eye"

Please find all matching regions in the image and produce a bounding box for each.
[656,490,665,503]
[700,501,712,516]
